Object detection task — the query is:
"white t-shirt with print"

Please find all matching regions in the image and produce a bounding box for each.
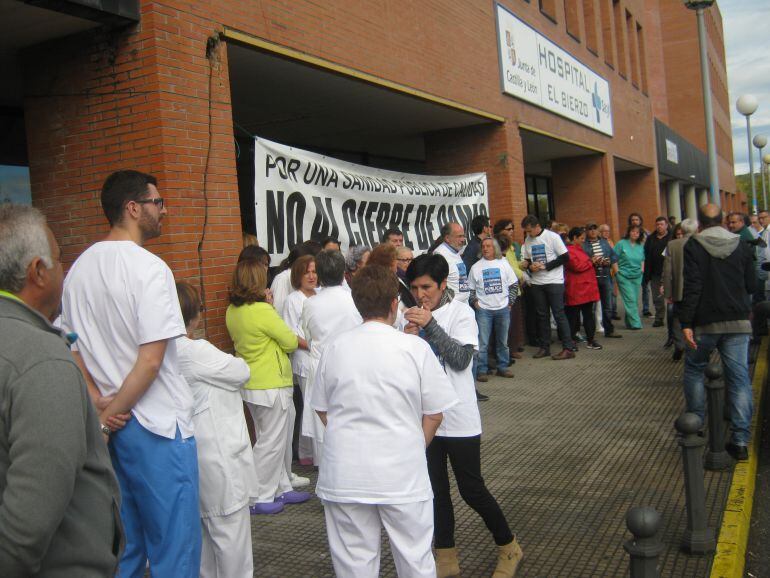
[60,241,193,439]
[311,322,458,504]
[430,299,481,437]
[434,242,470,302]
[522,228,568,285]
[468,258,517,311]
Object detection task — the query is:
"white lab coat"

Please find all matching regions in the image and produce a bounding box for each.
[177,336,258,517]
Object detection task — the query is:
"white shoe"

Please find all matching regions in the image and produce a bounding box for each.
[290,472,310,488]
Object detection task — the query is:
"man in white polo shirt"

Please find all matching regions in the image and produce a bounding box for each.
[60,170,200,577]
[311,265,457,578]
[520,214,575,360]
[433,222,470,303]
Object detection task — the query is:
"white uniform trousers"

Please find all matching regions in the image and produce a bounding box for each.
[296,375,314,461]
[323,500,436,578]
[200,505,253,578]
[245,390,294,503]
[284,390,297,475]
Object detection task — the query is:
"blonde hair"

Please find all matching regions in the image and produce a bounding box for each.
[229,259,267,306]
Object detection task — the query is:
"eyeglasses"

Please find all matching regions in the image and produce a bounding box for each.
[397,258,413,263]
[136,198,165,210]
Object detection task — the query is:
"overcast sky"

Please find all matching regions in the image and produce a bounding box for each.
[722,0,770,175]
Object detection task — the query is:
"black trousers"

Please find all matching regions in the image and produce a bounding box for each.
[529,283,574,351]
[426,435,513,549]
[565,302,596,342]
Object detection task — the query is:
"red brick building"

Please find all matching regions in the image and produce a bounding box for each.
[0,0,738,346]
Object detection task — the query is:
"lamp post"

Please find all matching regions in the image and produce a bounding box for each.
[737,94,759,214]
[754,135,768,210]
[685,0,719,206]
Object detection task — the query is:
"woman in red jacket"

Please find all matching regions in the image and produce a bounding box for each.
[565,227,602,351]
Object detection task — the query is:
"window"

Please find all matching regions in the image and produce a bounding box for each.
[600,0,614,68]
[0,166,32,205]
[582,0,598,54]
[565,0,581,41]
[613,0,627,78]
[539,0,557,23]
[526,175,554,222]
[626,10,639,87]
[637,22,648,93]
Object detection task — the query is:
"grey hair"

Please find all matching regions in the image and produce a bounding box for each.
[680,218,698,237]
[0,204,53,293]
[317,249,346,287]
[345,245,370,273]
[482,237,503,260]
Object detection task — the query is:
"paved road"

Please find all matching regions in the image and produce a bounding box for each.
[249,320,733,577]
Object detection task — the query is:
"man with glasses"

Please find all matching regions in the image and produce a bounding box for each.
[60,170,201,577]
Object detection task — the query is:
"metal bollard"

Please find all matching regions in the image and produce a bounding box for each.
[704,363,731,470]
[675,412,716,553]
[623,507,663,578]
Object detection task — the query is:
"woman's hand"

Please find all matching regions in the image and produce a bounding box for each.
[404,306,432,328]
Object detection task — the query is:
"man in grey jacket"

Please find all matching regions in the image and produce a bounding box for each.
[0,204,123,576]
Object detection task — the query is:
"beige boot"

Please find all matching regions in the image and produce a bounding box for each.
[492,538,523,578]
[435,547,461,578]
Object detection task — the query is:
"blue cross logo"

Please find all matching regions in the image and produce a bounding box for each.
[591,82,603,123]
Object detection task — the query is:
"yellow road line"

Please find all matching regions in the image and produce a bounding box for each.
[710,337,768,578]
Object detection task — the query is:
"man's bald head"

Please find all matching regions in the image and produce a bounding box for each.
[698,203,724,229]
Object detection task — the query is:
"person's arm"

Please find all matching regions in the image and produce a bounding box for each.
[663,253,673,302]
[99,340,168,426]
[71,351,131,432]
[679,240,702,332]
[545,252,569,271]
[0,362,88,576]
[316,410,327,426]
[745,243,759,294]
[185,340,250,392]
[508,283,517,307]
[405,307,474,371]
[262,308,299,353]
[422,412,443,447]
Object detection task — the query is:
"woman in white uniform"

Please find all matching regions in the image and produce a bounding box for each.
[175,282,257,578]
[300,249,362,466]
[281,255,317,466]
[404,254,523,578]
[311,265,458,578]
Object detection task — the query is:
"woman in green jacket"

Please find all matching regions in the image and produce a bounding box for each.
[226,259,308,515]
[613,225,646,330]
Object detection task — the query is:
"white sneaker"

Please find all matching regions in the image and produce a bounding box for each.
[290,472,310,488]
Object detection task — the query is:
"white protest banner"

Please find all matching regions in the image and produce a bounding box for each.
[254,137,489,261]
[496,4,613,136]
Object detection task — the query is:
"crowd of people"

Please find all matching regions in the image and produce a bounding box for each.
[0,167,762,578]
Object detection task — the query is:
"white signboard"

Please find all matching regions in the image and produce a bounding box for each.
[254,138,489,261]
[496,4,613,136]
[665,139,679,164]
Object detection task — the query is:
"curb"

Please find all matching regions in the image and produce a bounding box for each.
[709,337,768,578]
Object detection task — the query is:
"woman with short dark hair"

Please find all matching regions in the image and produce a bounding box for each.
[614,225,646,330]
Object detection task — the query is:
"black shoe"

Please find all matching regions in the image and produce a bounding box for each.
[586,341,603,350]
[664,337,674,348]
[726,443,748,461]
[643,311,652,317]
[653,320,664,327]
[673,348,683,361]
[476,389,489,402]
[611,314,621,320]
[605,333,622,339]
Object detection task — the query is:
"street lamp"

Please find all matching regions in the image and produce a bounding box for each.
[737,94,759,214]
[685,0,719,206]
[754,134,768,210]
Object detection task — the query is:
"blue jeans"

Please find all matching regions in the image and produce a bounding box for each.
[683,332,753,446]
[476,307,511,374]
[109,419,201,578]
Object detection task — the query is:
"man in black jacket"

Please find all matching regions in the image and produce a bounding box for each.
[643,216,671,327]
[679,204,756,461]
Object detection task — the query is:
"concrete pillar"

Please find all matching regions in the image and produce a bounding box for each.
[698,188,709,207]
[684,185,698,220]
[667,180,682,222]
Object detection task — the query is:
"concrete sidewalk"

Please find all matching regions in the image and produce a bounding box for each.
[249,320,733,577]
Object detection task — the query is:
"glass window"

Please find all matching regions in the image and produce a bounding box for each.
[525,174,554,222]
[0,166,31,205]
